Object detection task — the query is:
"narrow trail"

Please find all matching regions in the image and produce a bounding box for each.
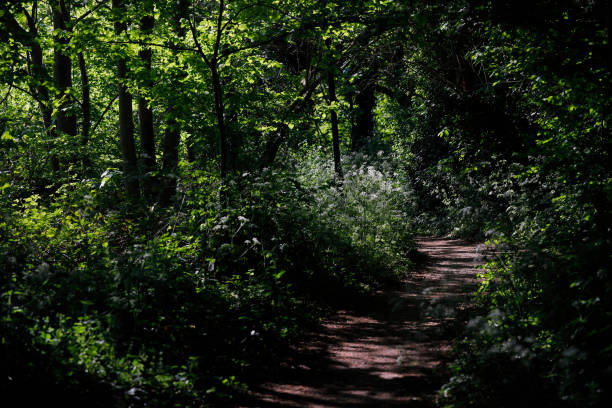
[239,237,485,407]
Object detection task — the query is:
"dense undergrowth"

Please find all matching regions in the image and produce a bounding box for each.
[395,3,612,407]
[0,149,415,407]
[1,1,610,407]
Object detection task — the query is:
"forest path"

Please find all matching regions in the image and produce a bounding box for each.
[239,237,484,407]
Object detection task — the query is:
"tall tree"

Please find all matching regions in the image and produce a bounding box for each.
[113,0,140,197]
[137,0,156,187]
[189,0,229,180]
[51,0,78,146]
[159,0,190,205]
[77,52,91,148]
[325,38,343,185]
[1,3,60,172]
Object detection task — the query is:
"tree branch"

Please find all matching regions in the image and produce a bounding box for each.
[100,40,197,53]
[0,83,14,107]
[213,0,225,61]
[188,15,212,67]
[90,94,119,136]
[74,0,108,24]
[12,83,39,101]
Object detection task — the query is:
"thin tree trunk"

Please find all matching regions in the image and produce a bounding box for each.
[188,0,229,183]
[211,64,229,180]
[78,52,91,146]
[159,0,189,204]
[21,4,60,172]
[77,52,92,169]
[228,122,241,173]
[52,1,78,141]
[160,113,180,206]
[326,52,343,184]
[186,139,196,162]
[138,4,156,175]
[260,124,289,170]
[113,0,140,198]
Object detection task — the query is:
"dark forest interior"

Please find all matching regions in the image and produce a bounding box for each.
[0,1,610,406]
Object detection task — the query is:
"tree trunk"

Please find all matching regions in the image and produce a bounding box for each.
[52,1,78,141]
[138,5,156,174]
[186,139,196,162]
[78,52,91,146]
[113,0,140,198]
[77,52,92,169]
[351,80,375,151]
[33,40,60,172]
[213,1,229,180]
[172,0,190,38]
[159,1,189,203]
[17,6,60,172]
[326,55,343,184]
[260,124,289,170]
[228,115,241,173]
[160,112,180,206]
[211,63,229,180]
[138,3,156,198]
[188,0,229,192]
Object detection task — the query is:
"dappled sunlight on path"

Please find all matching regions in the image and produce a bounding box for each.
[238,237,486,407]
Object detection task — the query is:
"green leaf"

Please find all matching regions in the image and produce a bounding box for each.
[1,131,14,141]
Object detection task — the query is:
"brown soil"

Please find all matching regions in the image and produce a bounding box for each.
[238,237,485,407]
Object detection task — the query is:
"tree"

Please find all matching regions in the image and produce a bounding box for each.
[51,0,78,149]
[113,0,140,197]
[158,0,191,205]
[189,0,230,181]
[325,38,343,184]
[137,0,156,194]
[0,2,60,172]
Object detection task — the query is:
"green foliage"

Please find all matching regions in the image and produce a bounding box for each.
[1,0,610,406]
[297,148,417,276]
[0,146,415,405]
[391,1,612,406]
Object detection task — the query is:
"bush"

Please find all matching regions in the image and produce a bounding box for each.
[0,149,418,406]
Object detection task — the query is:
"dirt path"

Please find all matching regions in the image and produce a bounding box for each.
[239,237,485,407]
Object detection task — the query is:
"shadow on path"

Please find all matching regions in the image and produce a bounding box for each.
[237,238,486,407]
